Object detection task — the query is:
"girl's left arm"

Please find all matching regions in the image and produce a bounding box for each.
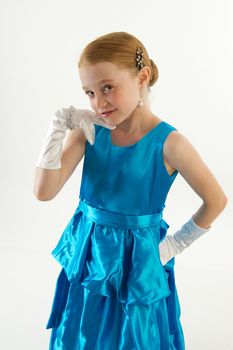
[163,130,228,229]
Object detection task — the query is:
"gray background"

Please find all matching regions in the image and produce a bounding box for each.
[0,0,232,349]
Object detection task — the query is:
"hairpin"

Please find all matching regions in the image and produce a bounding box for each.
[135,46,144,69]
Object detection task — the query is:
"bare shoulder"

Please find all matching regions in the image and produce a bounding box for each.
[163,129,187,151]
[163,129,200,170]
[162,129,228,206]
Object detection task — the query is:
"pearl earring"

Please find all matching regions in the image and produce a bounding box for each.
[137,98,144,108]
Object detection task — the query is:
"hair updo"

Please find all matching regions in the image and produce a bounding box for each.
[77,31,159,91]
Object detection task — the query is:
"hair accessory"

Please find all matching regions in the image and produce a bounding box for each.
[135,46,144,69]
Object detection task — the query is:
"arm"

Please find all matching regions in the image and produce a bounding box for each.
[163,130,228,227]
[33,127,86,201]
[159,130,228,265]
[33,106,116,201]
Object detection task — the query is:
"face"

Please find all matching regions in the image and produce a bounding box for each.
[79,61,142,126]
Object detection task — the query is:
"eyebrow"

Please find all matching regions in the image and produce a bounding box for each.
[82,79,115,90]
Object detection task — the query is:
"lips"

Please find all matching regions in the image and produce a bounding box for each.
[101,109,116,117]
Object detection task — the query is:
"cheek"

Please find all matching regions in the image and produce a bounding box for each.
[117,92,137,109]
[113,91,132,106]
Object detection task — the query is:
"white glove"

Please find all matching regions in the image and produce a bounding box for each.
[159,216,211,265]
[36,105,116,169]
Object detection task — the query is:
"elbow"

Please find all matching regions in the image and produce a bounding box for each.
[33,168,60,201]
[34,194,54,202]
[220,194,228,210]
[33,186,56,202]
[205,193,228,212]
[217,192,228,210]
[216,196,228,218]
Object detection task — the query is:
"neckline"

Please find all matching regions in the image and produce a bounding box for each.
[108,120,165,148]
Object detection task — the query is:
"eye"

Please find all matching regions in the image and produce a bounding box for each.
[84,85,113,97]
[103,85,112,92]
[84,91,93,97]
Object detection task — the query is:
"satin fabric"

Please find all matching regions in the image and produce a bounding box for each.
[46,121,185,349]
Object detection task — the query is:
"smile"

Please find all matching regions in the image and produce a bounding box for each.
[101,109,116,117]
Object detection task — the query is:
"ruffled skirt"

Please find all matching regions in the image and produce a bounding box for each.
[46,199,185,350]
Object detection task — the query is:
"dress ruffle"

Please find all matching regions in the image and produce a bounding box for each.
[50,206,171,306]
[46,201,185,349]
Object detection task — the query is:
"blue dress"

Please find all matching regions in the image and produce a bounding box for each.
[46,120,186,349]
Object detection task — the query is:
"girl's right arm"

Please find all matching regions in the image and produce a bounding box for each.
[33,106,116,201]
[33,127,86,201]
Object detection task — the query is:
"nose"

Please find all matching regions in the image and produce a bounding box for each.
[94,94,108,112]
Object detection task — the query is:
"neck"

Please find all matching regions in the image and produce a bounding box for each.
[116,102,159,135]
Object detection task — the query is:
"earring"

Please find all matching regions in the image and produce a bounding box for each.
[137,98,144,108]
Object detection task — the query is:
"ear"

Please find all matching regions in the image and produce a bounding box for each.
[138,66,151,88]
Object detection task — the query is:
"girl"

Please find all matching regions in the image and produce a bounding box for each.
[34,32,228,350]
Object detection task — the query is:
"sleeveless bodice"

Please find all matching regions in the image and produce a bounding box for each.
[79,120,179,215]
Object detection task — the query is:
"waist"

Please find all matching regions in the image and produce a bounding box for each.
[77,198,163,230]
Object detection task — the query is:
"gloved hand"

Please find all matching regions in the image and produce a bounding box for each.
[36,105,116,169]
[159,216,211,265]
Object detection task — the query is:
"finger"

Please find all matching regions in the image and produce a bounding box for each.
[79,118,95,145]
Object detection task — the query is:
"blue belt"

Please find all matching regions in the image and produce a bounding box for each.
[77,198,163,230]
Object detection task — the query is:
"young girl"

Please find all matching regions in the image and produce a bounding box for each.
[34,32,227,350]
